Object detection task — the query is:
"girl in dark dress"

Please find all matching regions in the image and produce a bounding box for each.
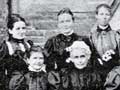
[9,46,48,90]
[0,14,32,90]
[44,8,90,90]
[61,41,103,90]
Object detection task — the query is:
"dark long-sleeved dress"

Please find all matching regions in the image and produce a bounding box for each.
[61,64,103,90]
[44,33,90,71]
[0,38,32,90]
[9,70,48,90]
[44,33,91,90]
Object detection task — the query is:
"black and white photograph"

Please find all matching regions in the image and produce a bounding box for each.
[0,0,120,90]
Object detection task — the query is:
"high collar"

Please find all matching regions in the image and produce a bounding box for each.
[61,29,74,36]
[97,25,111,32]
[57,33,76,42]
[73,66,93,73]
[28,65,46,73]
[8,36,24,43]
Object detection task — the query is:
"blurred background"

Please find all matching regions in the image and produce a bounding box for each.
[0,0,120,46]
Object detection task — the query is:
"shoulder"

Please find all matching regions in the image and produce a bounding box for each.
[110,66,120,75]
[0,40,9,52]
[105,66,120,82]
[45,35,58,44]
[90,24,98,34]
[26,40,33,46]
[109,30,117,34]
[1,40,7,47]
[44,34,64,47]
[71,33,82,39]
[109,30,120,41]
[90,25,99,39]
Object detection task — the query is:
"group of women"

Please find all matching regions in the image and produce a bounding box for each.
[0,3,120,90]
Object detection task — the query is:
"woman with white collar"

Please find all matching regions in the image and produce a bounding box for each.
[90,4,120,84]
[0,14,32,90]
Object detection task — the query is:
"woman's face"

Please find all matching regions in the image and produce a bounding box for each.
[70,49,89,69]
[9,21,26,39]
[58,13,74,35]
[96,7,111,26]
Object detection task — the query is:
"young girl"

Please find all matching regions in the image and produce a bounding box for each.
[61,41,103,90]
[44,8,90,90]
[9,45,48,90]
[0,14,32,90]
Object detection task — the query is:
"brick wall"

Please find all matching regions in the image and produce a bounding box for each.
[11,0,113,46]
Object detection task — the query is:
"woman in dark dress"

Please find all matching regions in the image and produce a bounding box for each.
[44,8,90,90]
[61,41,103,90]
[0,14,32,90]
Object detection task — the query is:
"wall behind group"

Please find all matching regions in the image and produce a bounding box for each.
[3,0,116,46]
[0,0,8,43]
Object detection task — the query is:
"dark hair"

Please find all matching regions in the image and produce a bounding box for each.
[57,8,74,21]
[27,45,44,59]
[96,4,112,15]
[7,14,26,30]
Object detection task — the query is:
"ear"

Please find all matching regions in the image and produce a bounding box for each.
[8,29,12,34]
[87,54,91,60]
[95,14,99,20]
[26,58,30,64]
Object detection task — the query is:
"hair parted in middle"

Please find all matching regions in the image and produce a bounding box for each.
[57,7,75,21]
[95,3,112,15]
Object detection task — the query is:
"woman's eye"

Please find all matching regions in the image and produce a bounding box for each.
[106,13,110,16]
[16,27,20,30]
[59,21,64,23]
[33,57,37,59]
[100,13,104,15]
[80,55,85,58]
[39,57,43,59]
[22,27,26,29]
[66,20,71,22]
[74,56,79,59]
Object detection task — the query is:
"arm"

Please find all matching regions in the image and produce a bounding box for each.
[89,33,102,68]
[9,72,27,90]
[0,41,8,61]
[44,38,56,72]
[104,69,120,90]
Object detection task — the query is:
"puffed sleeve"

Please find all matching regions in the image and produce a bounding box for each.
[9,71,27,90]
[104,68,120,90]
[90,71,103,90]
[44,37,56,72]
[0,41,9,90]
[115,31,120,59]
[44,37,54,57]
[0,41,9,62]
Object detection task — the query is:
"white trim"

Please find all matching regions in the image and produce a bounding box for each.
[26,42,31,49]
[6,41,14,55]
[28,65,46,72]
[19,43,25,52]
